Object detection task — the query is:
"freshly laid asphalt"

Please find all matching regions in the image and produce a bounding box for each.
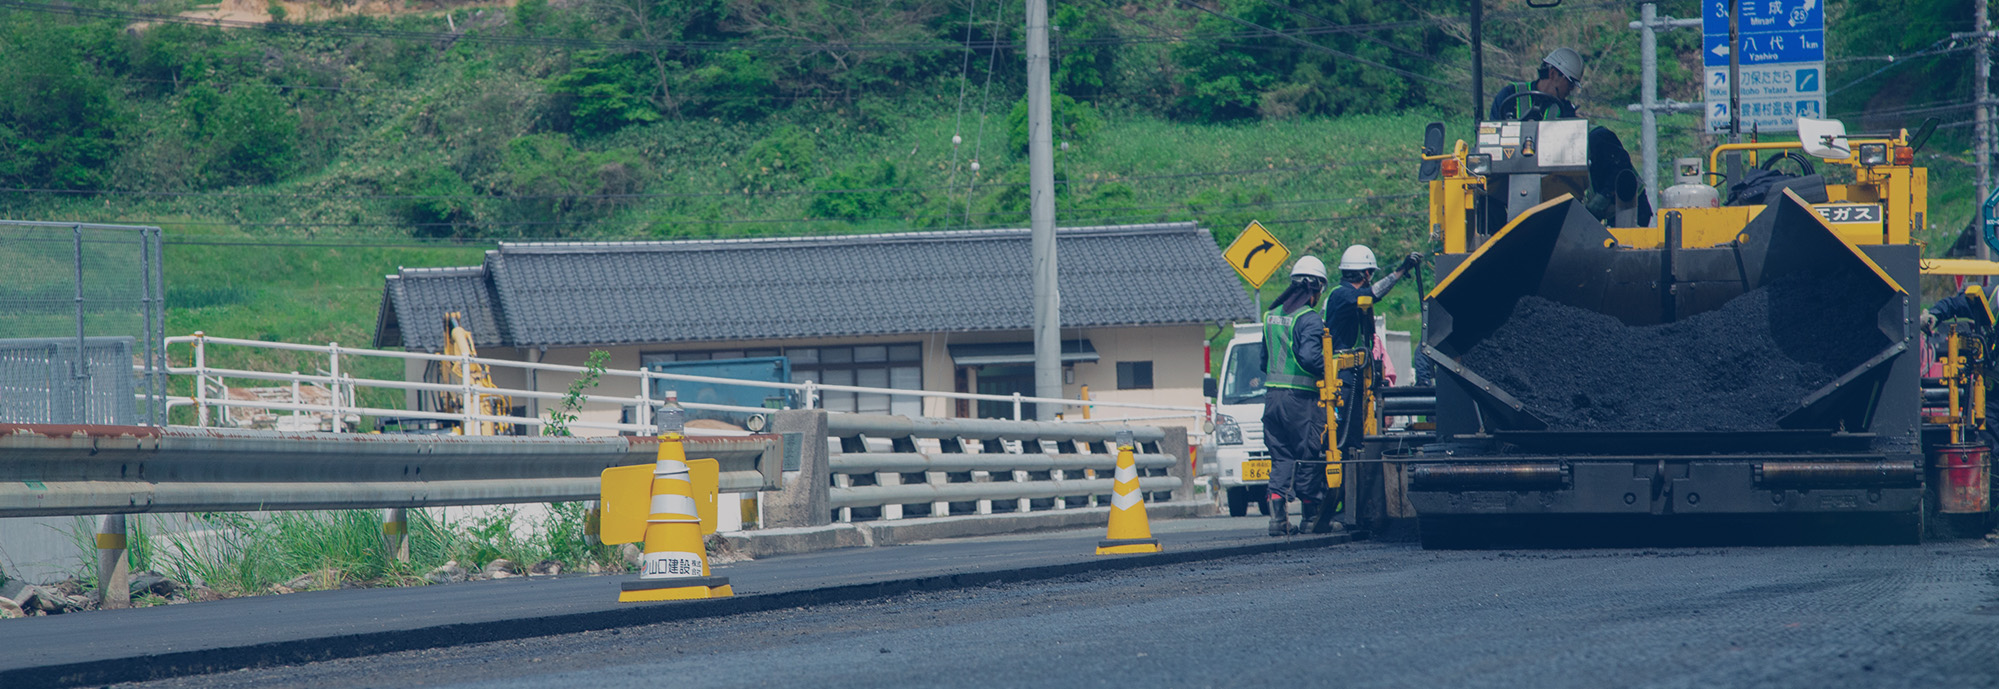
[104,537,1999,689]
[0,515,1347,688]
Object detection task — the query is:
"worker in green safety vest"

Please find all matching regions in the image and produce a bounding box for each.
[1487,47,1583,121]
[1260,256,1330,536]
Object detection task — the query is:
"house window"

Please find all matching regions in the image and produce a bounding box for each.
[791,344,924,417]
[1116,361,1154,390]
[639,344,925,416]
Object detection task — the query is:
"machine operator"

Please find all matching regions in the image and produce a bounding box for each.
[1487,47,1653,228]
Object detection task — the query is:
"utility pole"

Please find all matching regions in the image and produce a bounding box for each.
[1725,0,1743,184]
[1471,0,1484,125]
[1026,0,1060,420]
[1980,0,1992,260]
[1627,3,1702,210]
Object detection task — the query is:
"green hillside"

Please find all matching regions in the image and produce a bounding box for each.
[0,0,1984,393]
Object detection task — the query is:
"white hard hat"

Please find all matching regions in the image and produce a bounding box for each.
[1290,256,1327,281]
[1543,47,1584,83]
[1338,245,1378,271]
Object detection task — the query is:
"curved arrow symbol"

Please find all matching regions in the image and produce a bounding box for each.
[1242,241,1274,268]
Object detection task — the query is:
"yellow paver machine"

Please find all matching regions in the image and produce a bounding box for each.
[1401,114,1996,546]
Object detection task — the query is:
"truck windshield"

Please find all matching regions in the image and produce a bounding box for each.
[1221,341,1266,405]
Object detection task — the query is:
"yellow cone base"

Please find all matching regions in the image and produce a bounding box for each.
[1095,538,1162,555]
[618,576,733,602]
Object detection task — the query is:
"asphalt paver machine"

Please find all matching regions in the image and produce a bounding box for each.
[1398,114,1997,546]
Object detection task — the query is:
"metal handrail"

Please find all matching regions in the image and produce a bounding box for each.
[168,332,1204,432]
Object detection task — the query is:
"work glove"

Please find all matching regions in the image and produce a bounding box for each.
[1398,252,1422,275]
[1920,312,1938,333]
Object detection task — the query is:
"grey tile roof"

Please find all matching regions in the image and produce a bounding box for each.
[373,266,508,352]
[375,223,1257,350]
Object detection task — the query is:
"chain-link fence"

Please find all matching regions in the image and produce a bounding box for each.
[0,221,165,425]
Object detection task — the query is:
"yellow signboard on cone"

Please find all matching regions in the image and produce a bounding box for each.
[1222,220,1290,288]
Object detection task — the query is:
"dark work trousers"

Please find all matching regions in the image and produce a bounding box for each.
[1262,387,1327,503]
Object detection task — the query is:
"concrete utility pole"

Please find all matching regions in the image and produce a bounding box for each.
[1470,0,1484,125]
[1980,0,1992,260]
[1627,3,1703,210]
[1026,0,1061,420]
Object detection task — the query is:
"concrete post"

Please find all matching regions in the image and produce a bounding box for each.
[381,508,410,562]
[96,515,130,609]
[1163,426,1192,502]
[766,410,831,528]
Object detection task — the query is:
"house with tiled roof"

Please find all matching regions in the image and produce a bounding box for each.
[373,222,1258,432]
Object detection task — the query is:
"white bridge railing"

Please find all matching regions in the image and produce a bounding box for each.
[166,333,1205,435]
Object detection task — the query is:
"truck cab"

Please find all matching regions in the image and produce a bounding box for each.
[1211,324,1270,517]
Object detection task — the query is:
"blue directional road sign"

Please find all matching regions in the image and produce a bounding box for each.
[1704,0,1825,132]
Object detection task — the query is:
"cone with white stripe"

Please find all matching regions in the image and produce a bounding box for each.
[602,394,732,602]
[611,431,732,602]
[1096,430,1162,555]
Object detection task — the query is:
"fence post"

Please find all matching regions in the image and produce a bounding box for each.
[381,508,409,562]
[803,381,818,409]
[460,352,477,435]
[290,372,301,418]
[194,332,209,427]
[638,371,654,433]
[766,410,831,528]
[1012,392,1023,421]
[96,515,130,609]
[329,342,343,433]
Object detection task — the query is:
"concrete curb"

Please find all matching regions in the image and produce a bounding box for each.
[722,501,1215,558]
[3,530,1355,689]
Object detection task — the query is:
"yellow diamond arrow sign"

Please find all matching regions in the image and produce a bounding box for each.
[1222,220,1290,288]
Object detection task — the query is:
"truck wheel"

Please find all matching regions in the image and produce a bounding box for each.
[1226,486,1250,517]
[1254,491,1270,516]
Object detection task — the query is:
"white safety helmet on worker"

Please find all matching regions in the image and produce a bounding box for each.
[1543,47,1584,84]
[1290,256,1327,281]
[1338,245,1378,271]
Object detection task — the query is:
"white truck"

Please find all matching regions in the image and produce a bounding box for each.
[1209,326,1272,517]
[1206,320,1415,517]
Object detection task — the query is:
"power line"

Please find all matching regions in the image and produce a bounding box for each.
[0,157,1423,201]
[0,0,1470,56]
[61,189,1422,231]
[1170,0,1458,89]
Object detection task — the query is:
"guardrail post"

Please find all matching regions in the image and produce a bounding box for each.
[1014,437,1034,513]
[329,342,343,433]
[766,410,831,528]
[381,508,409,562]
[583,500,603,547]
[290,372,302,419]
[802,381,818,409]
[96,515,130,609]
[1012,392,1023,421]
[1162,426,1193,502]
[194,331,208,427]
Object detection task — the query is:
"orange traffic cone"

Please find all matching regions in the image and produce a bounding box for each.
[1096,430,1162,555]
[602,394,732,602]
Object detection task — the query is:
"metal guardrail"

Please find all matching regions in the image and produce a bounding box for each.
[786,413,1187,523]
[168,334,1205,435]
[0,423,781,518]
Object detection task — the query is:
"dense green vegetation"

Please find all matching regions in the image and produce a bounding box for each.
[0,0,1983,351]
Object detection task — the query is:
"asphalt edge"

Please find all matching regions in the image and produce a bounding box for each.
[4,531,1359,688]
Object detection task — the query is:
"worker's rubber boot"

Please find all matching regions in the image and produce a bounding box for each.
[1310,498,1342,534]
[1298,499,1320,531]
[1267,493,1293,536]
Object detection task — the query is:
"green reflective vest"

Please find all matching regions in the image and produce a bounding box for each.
[1263,303,1319,391]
